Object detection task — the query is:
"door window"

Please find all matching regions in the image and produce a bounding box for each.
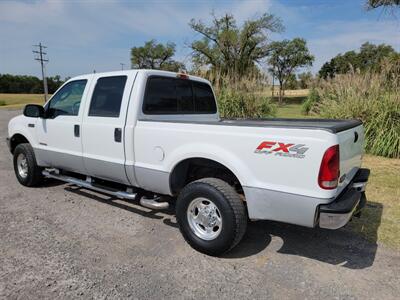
[47,80,87,118]
[88,76,127,118]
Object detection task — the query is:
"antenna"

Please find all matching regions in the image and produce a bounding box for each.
[33,42,49,102]
[120,63,125,70]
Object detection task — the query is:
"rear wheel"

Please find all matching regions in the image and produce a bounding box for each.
[176,178,247,256]
[13,143,43,187]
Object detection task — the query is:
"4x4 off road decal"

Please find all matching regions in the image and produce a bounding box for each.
[255,141,309,159]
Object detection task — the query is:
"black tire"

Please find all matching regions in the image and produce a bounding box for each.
[13,143,43,187]
[176,177,247,256]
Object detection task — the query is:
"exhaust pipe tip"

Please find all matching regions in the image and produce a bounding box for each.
[140,196,169,210]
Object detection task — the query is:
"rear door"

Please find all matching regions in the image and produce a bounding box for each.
[81,72,137,185]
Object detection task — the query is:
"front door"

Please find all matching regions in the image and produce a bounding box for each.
[36,77,91,173]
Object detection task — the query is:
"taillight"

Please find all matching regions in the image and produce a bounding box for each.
[318,145,340,190]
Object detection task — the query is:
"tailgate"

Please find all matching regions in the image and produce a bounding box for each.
[337,124,364,193]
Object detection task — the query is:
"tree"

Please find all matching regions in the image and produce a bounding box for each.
[189,13,283,79]
[267,38,314,104]
[298,72,313,89]
[0,74,65,94]
[131,40,184,72]
[284,73,298,90]
[47,75,64,94]
[366,0,400,9]
[319,42,397,78]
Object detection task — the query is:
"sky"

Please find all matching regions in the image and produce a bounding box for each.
[0,0,399,78]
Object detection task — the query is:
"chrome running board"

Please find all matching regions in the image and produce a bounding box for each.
[42,170,137,200]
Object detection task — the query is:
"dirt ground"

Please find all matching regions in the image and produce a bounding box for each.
[0,109,399,299]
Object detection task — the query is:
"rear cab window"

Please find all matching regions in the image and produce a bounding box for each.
[143,76,217,115]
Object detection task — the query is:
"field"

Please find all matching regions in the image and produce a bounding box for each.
[269,89,309,118]
[0,93,47,108]
[1,92,399,249]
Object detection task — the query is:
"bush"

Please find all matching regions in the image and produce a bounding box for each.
[0,100,5,106]
[217,88,276,118]
[304,60,400,158]
[301,88,319,114]
[193,69,276,119]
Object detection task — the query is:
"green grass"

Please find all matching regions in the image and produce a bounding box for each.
[0,93,48,109]
[272,94,310,119]
[275,103,304,118]
[349,155,400,250]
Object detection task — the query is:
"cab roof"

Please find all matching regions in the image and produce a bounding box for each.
[73,69,210,85]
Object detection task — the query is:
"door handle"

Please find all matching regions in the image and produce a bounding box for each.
[114,128,122,143]
[74,124,80,137]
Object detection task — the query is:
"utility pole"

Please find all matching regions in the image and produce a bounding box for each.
[120,63,125,70]
[33,42,49,102]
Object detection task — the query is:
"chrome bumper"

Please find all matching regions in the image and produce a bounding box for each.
[319,168,369,230]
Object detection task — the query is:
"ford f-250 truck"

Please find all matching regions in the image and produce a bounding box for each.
[7,70,369,255]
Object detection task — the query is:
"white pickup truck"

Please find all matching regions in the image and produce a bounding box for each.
[7,70,369,255]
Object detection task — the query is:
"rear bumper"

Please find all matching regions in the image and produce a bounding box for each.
[318,168,370,229]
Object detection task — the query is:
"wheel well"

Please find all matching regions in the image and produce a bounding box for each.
[169,158,243,195]
[9,134,29,154]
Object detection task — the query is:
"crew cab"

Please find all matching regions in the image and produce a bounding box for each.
[7,70,369,255]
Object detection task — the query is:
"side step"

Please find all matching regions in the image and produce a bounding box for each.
[42,170,137,200]
[42,170,170,210]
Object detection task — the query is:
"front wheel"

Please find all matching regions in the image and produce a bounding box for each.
[13,143,43,187]
[176,178,247,256]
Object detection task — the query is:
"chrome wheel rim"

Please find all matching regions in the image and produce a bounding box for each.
[17,153,28,178]
[187,197,222,240]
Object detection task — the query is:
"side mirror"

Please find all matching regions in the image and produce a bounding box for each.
[23,104,45,118]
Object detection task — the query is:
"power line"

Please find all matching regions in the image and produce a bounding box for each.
[33,42,49,102]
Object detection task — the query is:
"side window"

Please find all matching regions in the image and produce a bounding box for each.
[143,77,177,114]
[47,80,87,118]
[88,76,127,118]
[193,82,217,113]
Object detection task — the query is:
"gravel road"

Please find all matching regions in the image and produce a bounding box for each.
[0,109,399,299]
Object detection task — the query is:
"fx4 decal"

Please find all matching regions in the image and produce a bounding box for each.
[255,141,309,159]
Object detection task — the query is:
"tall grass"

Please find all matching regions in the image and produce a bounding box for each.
[194,69,276,118]
[217,88,276,118]
[303,60,400,158]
